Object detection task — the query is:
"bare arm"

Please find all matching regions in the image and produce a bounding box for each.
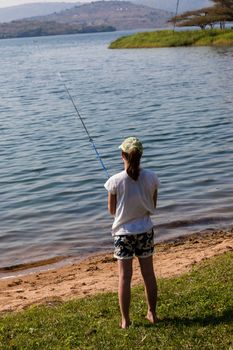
[108,192,117,215]
[153,189,158,209]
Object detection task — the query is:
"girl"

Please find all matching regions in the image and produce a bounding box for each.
[104,137,160,329]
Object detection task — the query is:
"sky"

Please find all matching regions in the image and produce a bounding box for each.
[0,0,90,8]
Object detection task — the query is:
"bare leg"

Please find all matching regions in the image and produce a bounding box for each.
[118,259,133,329]
[139,255,158,324]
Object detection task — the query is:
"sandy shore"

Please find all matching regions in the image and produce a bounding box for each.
[0,228,232,314]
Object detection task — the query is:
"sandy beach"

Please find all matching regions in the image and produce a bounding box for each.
[0,228,232,314]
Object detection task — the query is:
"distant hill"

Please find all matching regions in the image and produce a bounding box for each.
[0,1,213,24]
[0,2,81,23]
[0,1,173,39]
[132,0,212,13]
[0,1,175,24]
[32,1,172,30]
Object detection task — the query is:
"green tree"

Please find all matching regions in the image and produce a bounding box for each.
[171,0,233,29]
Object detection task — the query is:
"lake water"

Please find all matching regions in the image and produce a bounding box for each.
[0,31,233,272]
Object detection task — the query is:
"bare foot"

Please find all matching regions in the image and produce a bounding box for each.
[120,319,131,329]
[146,312,159,324]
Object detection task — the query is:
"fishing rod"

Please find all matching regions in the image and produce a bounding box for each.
[173,0,180,31]
[58,72,109,179]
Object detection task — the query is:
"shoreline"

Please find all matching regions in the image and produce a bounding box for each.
[2,223,232,277]
[109,29,233,49]
[0,225,232,278]
[0,228,232,314]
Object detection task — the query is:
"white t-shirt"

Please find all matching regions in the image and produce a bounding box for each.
[104,168,159,236]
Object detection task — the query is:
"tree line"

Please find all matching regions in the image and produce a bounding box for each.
[172,0,233,29]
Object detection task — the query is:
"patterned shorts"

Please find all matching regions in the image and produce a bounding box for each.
[114,229,154,260]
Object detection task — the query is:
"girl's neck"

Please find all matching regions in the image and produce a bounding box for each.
[123,158,129,171]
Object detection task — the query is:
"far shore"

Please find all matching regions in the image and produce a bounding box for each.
[0,227,232,314]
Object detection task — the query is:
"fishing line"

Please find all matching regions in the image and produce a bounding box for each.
[58,72,110,179]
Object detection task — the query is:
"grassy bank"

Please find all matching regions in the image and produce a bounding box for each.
[109,29,233,49]
[0,252,232,350]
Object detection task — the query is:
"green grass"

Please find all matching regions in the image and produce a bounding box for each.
[109,29,233,49]
[0,252,232,350]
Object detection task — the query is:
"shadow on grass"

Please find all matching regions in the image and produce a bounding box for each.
[154,308,233,328]
[131,308,233,329]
